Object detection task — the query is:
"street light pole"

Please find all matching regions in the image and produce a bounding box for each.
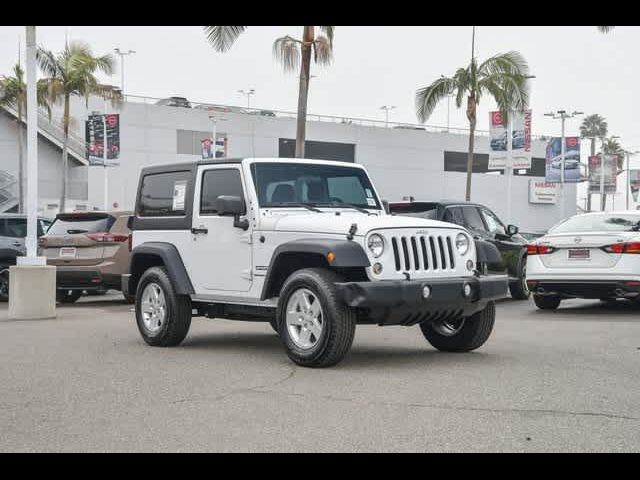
[24,26,39,262]
[114,48,136,95]
[380,105,396,127]
[238,89,255,109]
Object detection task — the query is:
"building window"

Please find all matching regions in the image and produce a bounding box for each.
[443,151,546,176]
[279,138,356,163]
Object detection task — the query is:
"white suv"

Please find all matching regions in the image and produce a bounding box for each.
[125,158,508,367]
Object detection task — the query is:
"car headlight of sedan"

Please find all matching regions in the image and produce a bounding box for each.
[455,233,470,255]
[367,234,385,258]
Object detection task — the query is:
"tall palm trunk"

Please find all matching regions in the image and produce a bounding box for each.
[60,94,70,213]
[465,94,477,201]
[295,26,314,158]
[16,104,24,213]
[586,137,595,211]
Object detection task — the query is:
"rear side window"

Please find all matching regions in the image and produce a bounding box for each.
[461,206,486,231]
[1,218,27,238]
[139,171,190,217]
[200,169,244,214]
[444,207,465,226]
[47,215,116,235]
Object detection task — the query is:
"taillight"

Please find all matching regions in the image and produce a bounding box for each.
[86,232,129,243]
[602,242,640,254]
[527,244,556,255]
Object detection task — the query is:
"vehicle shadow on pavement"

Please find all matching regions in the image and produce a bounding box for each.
[344,347,497,370]
[180,331,284,355]
[530,299,640,322]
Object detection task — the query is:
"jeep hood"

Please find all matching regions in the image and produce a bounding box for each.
[259,210,466,236]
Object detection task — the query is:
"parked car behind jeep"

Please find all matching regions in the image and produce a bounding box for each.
[39,211,133,304]
[0,214,52,302]
[389,201,530,300]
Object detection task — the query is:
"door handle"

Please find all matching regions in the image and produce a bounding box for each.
[191,227,208,235]
[12,242,22,247]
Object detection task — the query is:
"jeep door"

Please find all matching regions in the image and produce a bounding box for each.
[184,165,252,292]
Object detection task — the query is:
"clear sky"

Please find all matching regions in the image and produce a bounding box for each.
[1,25,638,149]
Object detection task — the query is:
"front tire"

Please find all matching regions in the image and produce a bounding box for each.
[419,301,495,352]
[276,268,356,368]
[509,256,531,300]
[0,269,9,302]
[56,289,83,304]
[533,294,561,310]
[135,266,192,347]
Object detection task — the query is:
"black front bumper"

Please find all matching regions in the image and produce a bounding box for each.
[335,275,508,326]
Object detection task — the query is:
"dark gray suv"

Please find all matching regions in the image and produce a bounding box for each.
[0,214,52,301]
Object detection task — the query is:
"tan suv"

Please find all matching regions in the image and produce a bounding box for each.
[39,211,133,303]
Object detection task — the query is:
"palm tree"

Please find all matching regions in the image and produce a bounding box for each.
[0,63,51,212]
[602,137,625,172]
[415,51,530,201]
[204,26,334,158]
[37,41,120,212]
[580,114,608,210]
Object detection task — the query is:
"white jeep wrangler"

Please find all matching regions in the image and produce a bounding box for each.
[125,158,508,367]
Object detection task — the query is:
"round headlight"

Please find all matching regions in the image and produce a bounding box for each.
[367,234,385,258]
[455,233,470,255]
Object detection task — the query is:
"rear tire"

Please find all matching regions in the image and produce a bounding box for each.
[420,301,495,352]
[135,266,191,347]
[533,294,561,310]
[0,270,9,302]
[509,256,531,300]
[277,268,356,368]
[56,289,83,304]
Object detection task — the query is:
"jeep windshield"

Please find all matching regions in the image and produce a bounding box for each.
[251,163,381,210]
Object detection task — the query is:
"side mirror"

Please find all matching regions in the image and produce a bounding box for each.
[506,224,519,236]
[216,195,246,216]
[217,195,249,230]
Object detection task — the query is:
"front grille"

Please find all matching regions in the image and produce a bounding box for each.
[391,234,456,272]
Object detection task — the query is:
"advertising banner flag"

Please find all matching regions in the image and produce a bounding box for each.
[488,110,532,169]
[630,169,640,203]
[86,114,120,165]
[588,155,617,193]
[544,136,582,183]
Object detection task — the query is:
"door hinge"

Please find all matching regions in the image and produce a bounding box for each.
[241,269,253,280]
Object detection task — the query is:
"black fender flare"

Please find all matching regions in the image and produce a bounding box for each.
[474,239,502,264]
[260,238,370,300]
[129,242,194,295]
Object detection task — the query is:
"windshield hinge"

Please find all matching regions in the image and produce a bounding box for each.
[347,223,358,241]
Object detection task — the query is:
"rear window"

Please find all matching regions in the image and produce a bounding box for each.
[47,215,116,235]
[550,214,640,233]
[138,171,190,217]
[390,203,439,220]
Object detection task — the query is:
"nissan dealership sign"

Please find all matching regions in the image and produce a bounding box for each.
[529,180,558,204]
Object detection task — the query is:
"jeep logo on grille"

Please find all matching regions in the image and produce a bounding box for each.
[415,230,429,235]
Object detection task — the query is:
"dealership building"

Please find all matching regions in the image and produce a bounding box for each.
[0,95,579,233]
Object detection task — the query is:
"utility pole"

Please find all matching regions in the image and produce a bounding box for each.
[114,48,136,95]
[544,110,583,219]
[380,106,396,127]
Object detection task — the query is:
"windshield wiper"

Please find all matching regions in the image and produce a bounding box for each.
[270,202,322,213]
[315,202,372,215]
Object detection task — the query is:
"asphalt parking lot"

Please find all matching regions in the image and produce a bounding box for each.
[1,293,639,452]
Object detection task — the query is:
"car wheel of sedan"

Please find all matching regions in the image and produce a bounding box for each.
[419,301,495,352]
[277,268,356,368]
[56,289,83,304]
[533,294,561,310]
[509,256,531,300]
